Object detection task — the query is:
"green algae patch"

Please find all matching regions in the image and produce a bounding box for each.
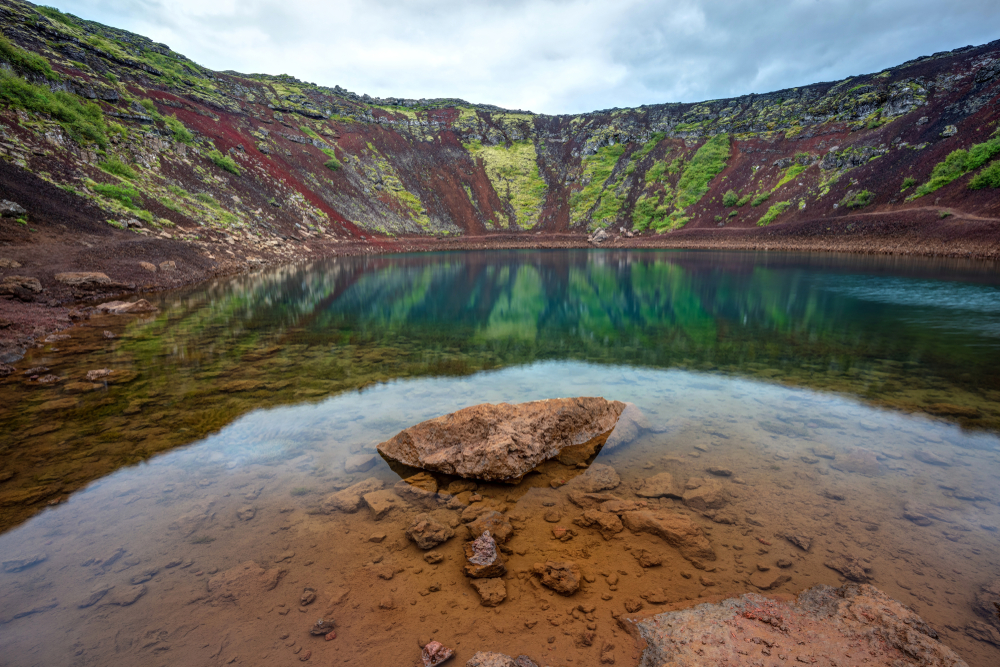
[465,140,547,230]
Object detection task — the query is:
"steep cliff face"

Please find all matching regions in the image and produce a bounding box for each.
[0,0,998,246]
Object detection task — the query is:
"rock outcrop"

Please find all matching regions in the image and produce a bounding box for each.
[624,584,968,667]
[377,398,626,481]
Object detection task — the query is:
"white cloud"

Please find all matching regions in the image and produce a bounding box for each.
[49,0,1000,114]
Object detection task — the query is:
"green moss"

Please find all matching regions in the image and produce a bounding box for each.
[195,192,219,207]
[673,134,729,211]
[93,182,141,209]
[969,160,1000,189]
[750,192,770,207]
[901,176,917,191]
[736,194,752,207]
[909,137,1000,199]
[466,140,548,229]
[37,6,77,27]
[632,133,666,162]
[299,125,321,141]
[98,158,137,180]
[667,157,683,174]
[0,70,105,146]
[722,189,739,207]
[757,201,791,226]
[568,143,626,226]
[163,114,193,144]
[207,149,241,176]
[645,161,667,184]
[773,163,806,191]
[843,190,874,209]
[324,158,342,171]
[0,36,57,80]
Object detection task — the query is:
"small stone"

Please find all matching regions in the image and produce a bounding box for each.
[776,559,793,569]
[706,467,733,477]
[344,453,376,473]
[363,490,399,520]
[236,506,256,521]
[470,578,507,606]
[301,589,317,605]
[543,509,561,523]
[2,553,47,572]
[532,561,581,595]
[750,571,792,590]
[424,551,444,564]
[785,534,812,551]
[464,530,506,578]
[421,640,455,666]
[406,514,455,550]
[914,450,952,466]
[631,549,662,568]
[139,261,157,272]
[468,510,514,543]
[368,533,387,543]
[824,554,871,582]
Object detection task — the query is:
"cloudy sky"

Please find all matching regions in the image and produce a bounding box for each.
[48,0,1000,114]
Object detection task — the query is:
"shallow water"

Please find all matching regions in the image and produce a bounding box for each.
[1,250,1000,666]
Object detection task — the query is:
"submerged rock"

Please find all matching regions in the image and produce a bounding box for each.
[464,530,505,578]
[562,463,621,493]
[96,299,158,314]
[406,514,455,550]
[376,397,626,482]
[623,584,967,667]
[824,554,872,583]
[421,640,455,666]
[468,510,513,544]
[470,578,507,607]
[620,511,716,563]
[532,560,581,595]
[321,478,384,513]
[635,472,683,499]
[574,509,624,540]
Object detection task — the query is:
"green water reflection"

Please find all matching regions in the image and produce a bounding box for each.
[1,249,999,531]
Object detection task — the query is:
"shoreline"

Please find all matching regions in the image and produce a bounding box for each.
[3,207,1000,364]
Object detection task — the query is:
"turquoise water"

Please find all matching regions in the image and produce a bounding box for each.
[1,249,999,666]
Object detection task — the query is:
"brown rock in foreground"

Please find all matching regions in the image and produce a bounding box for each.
[376,398,626,481]
[624,584,967,667]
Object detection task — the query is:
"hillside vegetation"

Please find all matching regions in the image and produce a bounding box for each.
[0,0,997,246]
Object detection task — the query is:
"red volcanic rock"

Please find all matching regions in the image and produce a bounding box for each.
[623,584,967,667]
[421,640,454,666]
[377,398,626,482]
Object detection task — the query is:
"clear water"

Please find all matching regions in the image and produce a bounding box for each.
[1,250,999,666]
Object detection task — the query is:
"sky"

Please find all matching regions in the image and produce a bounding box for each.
[47,0,1000,115]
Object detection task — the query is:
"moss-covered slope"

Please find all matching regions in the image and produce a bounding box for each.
[0,0,998,243]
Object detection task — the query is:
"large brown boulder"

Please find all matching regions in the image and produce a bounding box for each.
[376,397,626,482]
